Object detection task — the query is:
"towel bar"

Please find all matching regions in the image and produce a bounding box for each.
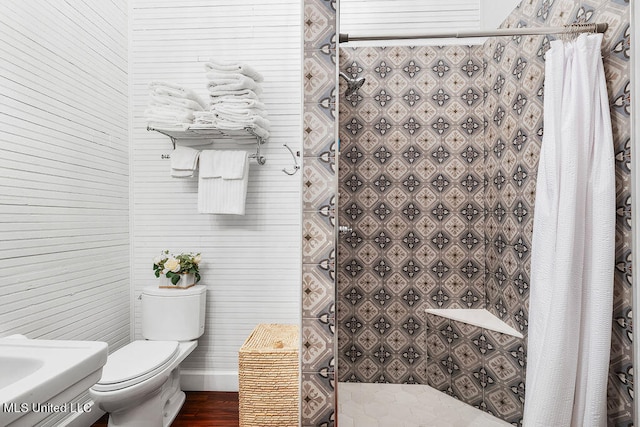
[147,125,267,165]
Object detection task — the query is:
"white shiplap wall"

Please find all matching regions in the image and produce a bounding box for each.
[131,0,301,391]
[340,0,520,46]
[0,1,129,423]
[0,1,130,343]
[340,0,481,36]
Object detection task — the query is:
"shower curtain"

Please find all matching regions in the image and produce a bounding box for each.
[522,33,615,427]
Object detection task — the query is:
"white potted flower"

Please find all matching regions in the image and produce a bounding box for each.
[153,250,201,289]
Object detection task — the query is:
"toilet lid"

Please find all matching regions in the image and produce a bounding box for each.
[97,341,179,386]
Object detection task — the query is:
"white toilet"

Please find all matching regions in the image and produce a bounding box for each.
[90,285,206,427]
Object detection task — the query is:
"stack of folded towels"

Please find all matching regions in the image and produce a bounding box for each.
[193,60,271,140]
[145,81,208,130]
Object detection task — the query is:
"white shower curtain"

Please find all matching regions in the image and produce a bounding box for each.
[522,33,615,427]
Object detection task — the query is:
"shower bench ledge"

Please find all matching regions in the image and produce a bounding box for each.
[425,308,523,339]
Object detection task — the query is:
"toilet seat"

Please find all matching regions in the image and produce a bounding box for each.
[92,340,179,392]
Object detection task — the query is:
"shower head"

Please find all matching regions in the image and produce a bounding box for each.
[339,72,366,97]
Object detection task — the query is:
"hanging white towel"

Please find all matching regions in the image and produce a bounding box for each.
[522,33,615,427]
[170,146,201,178]
[198,150,249,215]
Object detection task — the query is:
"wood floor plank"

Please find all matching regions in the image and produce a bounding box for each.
[91,391,239,427]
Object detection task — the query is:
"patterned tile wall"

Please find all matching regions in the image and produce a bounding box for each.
[302,0,631,426]
[335,0,631,426]
[337,45,486,384]
[336,44,529,424]
[301,0,337,425]
[426,314,526,424]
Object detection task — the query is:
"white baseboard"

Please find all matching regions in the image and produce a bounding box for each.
[65,404,105,427]
[180,369,239,392]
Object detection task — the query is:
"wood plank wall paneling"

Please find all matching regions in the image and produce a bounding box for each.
[131,0,301,391]
[340,0,481,35]
[0,1,129,424]
[0,0,130,343]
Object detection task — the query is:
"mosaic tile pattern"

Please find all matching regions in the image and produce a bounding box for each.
[302,0,631,425]
[338,44,486,387]
[337,44,526,423]
[335,0,631,426]
[425,314,526,424]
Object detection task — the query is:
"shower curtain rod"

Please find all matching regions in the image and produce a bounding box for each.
[338,22,608,43]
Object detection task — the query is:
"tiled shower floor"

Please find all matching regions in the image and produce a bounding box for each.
[338,382,511,427]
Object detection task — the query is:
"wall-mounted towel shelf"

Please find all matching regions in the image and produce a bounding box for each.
[147,125,267,165]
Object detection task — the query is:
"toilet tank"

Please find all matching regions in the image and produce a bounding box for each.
[141,285,206,341]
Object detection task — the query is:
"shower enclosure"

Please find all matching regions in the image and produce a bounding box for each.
[298,0,631,425]
[336,42,529,424]
[331,2,633,427]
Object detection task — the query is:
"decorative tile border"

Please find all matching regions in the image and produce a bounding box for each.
[302,0,337,425]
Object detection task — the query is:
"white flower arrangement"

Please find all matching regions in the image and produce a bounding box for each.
[153,250,201,285]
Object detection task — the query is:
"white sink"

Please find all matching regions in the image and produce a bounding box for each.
[0,336,108,427]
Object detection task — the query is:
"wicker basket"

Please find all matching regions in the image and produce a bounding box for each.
[239,323,300,427]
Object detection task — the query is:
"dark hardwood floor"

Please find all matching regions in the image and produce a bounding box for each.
[91,391,239,427]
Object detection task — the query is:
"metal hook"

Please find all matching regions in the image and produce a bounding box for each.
[250,136,267,165]
[282,144,300,176]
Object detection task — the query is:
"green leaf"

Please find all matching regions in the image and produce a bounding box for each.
[171,274,180,285]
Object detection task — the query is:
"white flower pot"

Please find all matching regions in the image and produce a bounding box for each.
[159,273,196,289]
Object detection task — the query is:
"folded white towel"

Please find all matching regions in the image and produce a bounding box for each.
[147,105,194,115]
[210,105,268,119]
[204,60,264,82]
[219,115,270,130]
[198,150,250,215]
[208,88,261,100]
[149,80,191,91]
[150,84,207,109]
[144,109,195,124]
[206,75,262,95]
[193,110,215,118]
[192,113,270,140]
[205,72,256,82]
[188,123,268,140]
[150,94,204,111]
[171,169,195,178]
[218,122,270,140]
[195,110,269,125]
[208,97,265,109]
[171,146,201,178]
[146,117,194,126]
